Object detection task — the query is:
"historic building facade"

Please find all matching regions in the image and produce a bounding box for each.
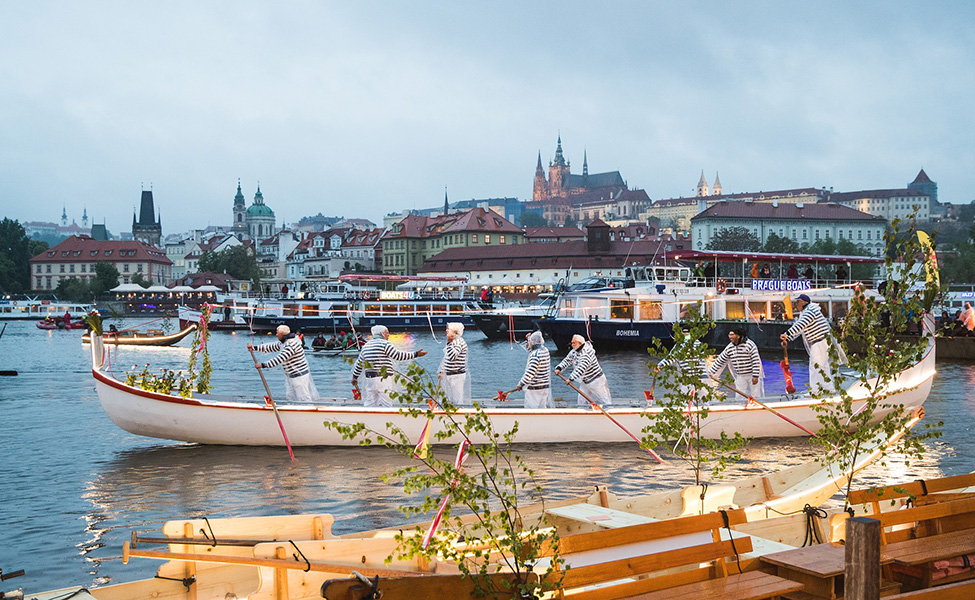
[30,235,172,290]
[229,181,277,241]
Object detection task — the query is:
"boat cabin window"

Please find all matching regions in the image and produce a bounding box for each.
[301,304,319,316]
[610,299,633,320]
[330,304,348,316]
[284,304,300,316]
[725,301,745,320]
[678,302,698,319]
[364,304,380,316]
[831,301,848,321]
[383,304,399,316]
[748,301,767,321]
[770,300,787,321]
[638,300,663,320]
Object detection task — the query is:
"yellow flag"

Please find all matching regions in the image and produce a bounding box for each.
[916,231,940,287]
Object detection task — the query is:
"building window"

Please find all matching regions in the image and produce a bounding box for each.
[59,264,65,273]
[137,264,143,272]
[69,264,75,273]
[500,235,505,244]
[802,230,808,240]
[867,231,872,240]
[858,230,863,240]
[484,235,491,244]
[123,264,129,272]
[472,234,478,243]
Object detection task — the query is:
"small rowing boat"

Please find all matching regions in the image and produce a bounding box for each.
[82,324,196,347]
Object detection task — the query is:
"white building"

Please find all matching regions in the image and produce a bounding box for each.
[827,188,931,222]
[691,201,888,256]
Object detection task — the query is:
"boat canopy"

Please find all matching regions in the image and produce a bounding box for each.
[663,250,884,265]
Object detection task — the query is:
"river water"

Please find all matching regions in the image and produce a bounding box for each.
[0,319,971,592]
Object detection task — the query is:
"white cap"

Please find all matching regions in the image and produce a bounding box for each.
[276,325,291,335]
[446,322,464,335]
[371,324,389,336]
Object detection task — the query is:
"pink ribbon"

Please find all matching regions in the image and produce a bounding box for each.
[421,440,470,549]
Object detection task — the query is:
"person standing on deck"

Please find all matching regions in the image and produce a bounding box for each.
[248,325,318,402]
[438,322,470,406]
[960,302,975,334]
[513,331,552,409]
[656,328,710,398]
[781,294,844,393]
[709,327,764,401]
[352,325,427,407]
[555,334,612,408]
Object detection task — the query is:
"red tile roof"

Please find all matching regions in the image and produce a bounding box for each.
[390,207,520,239]
[29,235,172,265]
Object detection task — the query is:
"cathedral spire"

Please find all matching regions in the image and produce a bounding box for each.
[696,170,710,197]
[712,172,722,195]
[583,149,589,178]
[443,186,449,214]
[553,134,566,167]
[536,151,544,174]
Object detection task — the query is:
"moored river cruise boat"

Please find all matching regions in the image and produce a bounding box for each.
[538,250,886,352]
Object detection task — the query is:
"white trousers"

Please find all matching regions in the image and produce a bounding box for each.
[578,375,612,408]
[807,339,831,393]
[732,374,764,402]
[284,373,318,403]
[523,388,551,409]
[442,373,470,406]
[361,376,394,407]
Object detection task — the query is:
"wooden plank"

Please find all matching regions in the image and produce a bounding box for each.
[885,578,975,599]
[546,504,659,529]
[552,508,748,556]
[877,497,975,529]
[557,538,753,589]
[320,572,538,600]
[849,474,975,506]
[161,514,335,543]
[616,571,804,600]
[884,527,975,565]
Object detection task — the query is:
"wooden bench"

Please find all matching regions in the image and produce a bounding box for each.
[537,508,803,600]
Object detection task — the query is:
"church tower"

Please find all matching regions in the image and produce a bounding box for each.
[696,171,710,197]
[82,207,89,228]
[245,184,276,241]
[61,206,68,227]
[547,135,571,198]
[532,152,547,202]
[232,179,247,237]
[132,189,162,247]
[712,172,722,196]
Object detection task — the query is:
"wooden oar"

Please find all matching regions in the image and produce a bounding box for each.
[557,373,664,464]
[248,347,296,462]
[495,388,519,402]
[122,542,416,577]
[780,341,796,393]
[709,375,816,437]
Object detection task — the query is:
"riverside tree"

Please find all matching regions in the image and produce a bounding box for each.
[815,218,942,508]
[324,363,563,599]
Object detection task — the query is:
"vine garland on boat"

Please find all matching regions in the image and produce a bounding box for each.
[324,362,563,600]
[187,303,212,393]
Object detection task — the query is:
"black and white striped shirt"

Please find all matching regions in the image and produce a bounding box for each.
[709,339,762,379]
[556,342,604,384]
[659,339,708,379]
[785,303,831,344]
[519,346,551,389]
[439,338,468,375]
[352,337,418,378]
[256,335,309,378]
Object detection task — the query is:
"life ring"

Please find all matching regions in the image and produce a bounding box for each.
[716,279,727,293]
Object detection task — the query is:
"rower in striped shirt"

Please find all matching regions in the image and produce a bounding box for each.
[438,322,471,406]
[656,328,711,398]
[708,327,764,401]
[555,334,612,408]
[513,330,551,409]
[781,293,844,393]
[249,325,318,402]
[352,325,428,407]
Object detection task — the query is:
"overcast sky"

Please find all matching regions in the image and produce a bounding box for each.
[2,2,973,235]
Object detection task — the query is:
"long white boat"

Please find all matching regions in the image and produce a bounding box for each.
[88,315,935,447]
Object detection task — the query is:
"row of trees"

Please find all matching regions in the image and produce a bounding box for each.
[706,227,877,279]
[0,218,48,294]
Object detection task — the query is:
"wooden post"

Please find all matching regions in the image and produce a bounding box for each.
[845,516,881,600]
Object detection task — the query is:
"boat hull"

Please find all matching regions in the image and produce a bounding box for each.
[471,313,542,339]
[82,325,196,347]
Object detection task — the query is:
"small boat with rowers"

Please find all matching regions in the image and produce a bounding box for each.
[87,313,935,447]
[82,324,197,347]
[36,315,87,330]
